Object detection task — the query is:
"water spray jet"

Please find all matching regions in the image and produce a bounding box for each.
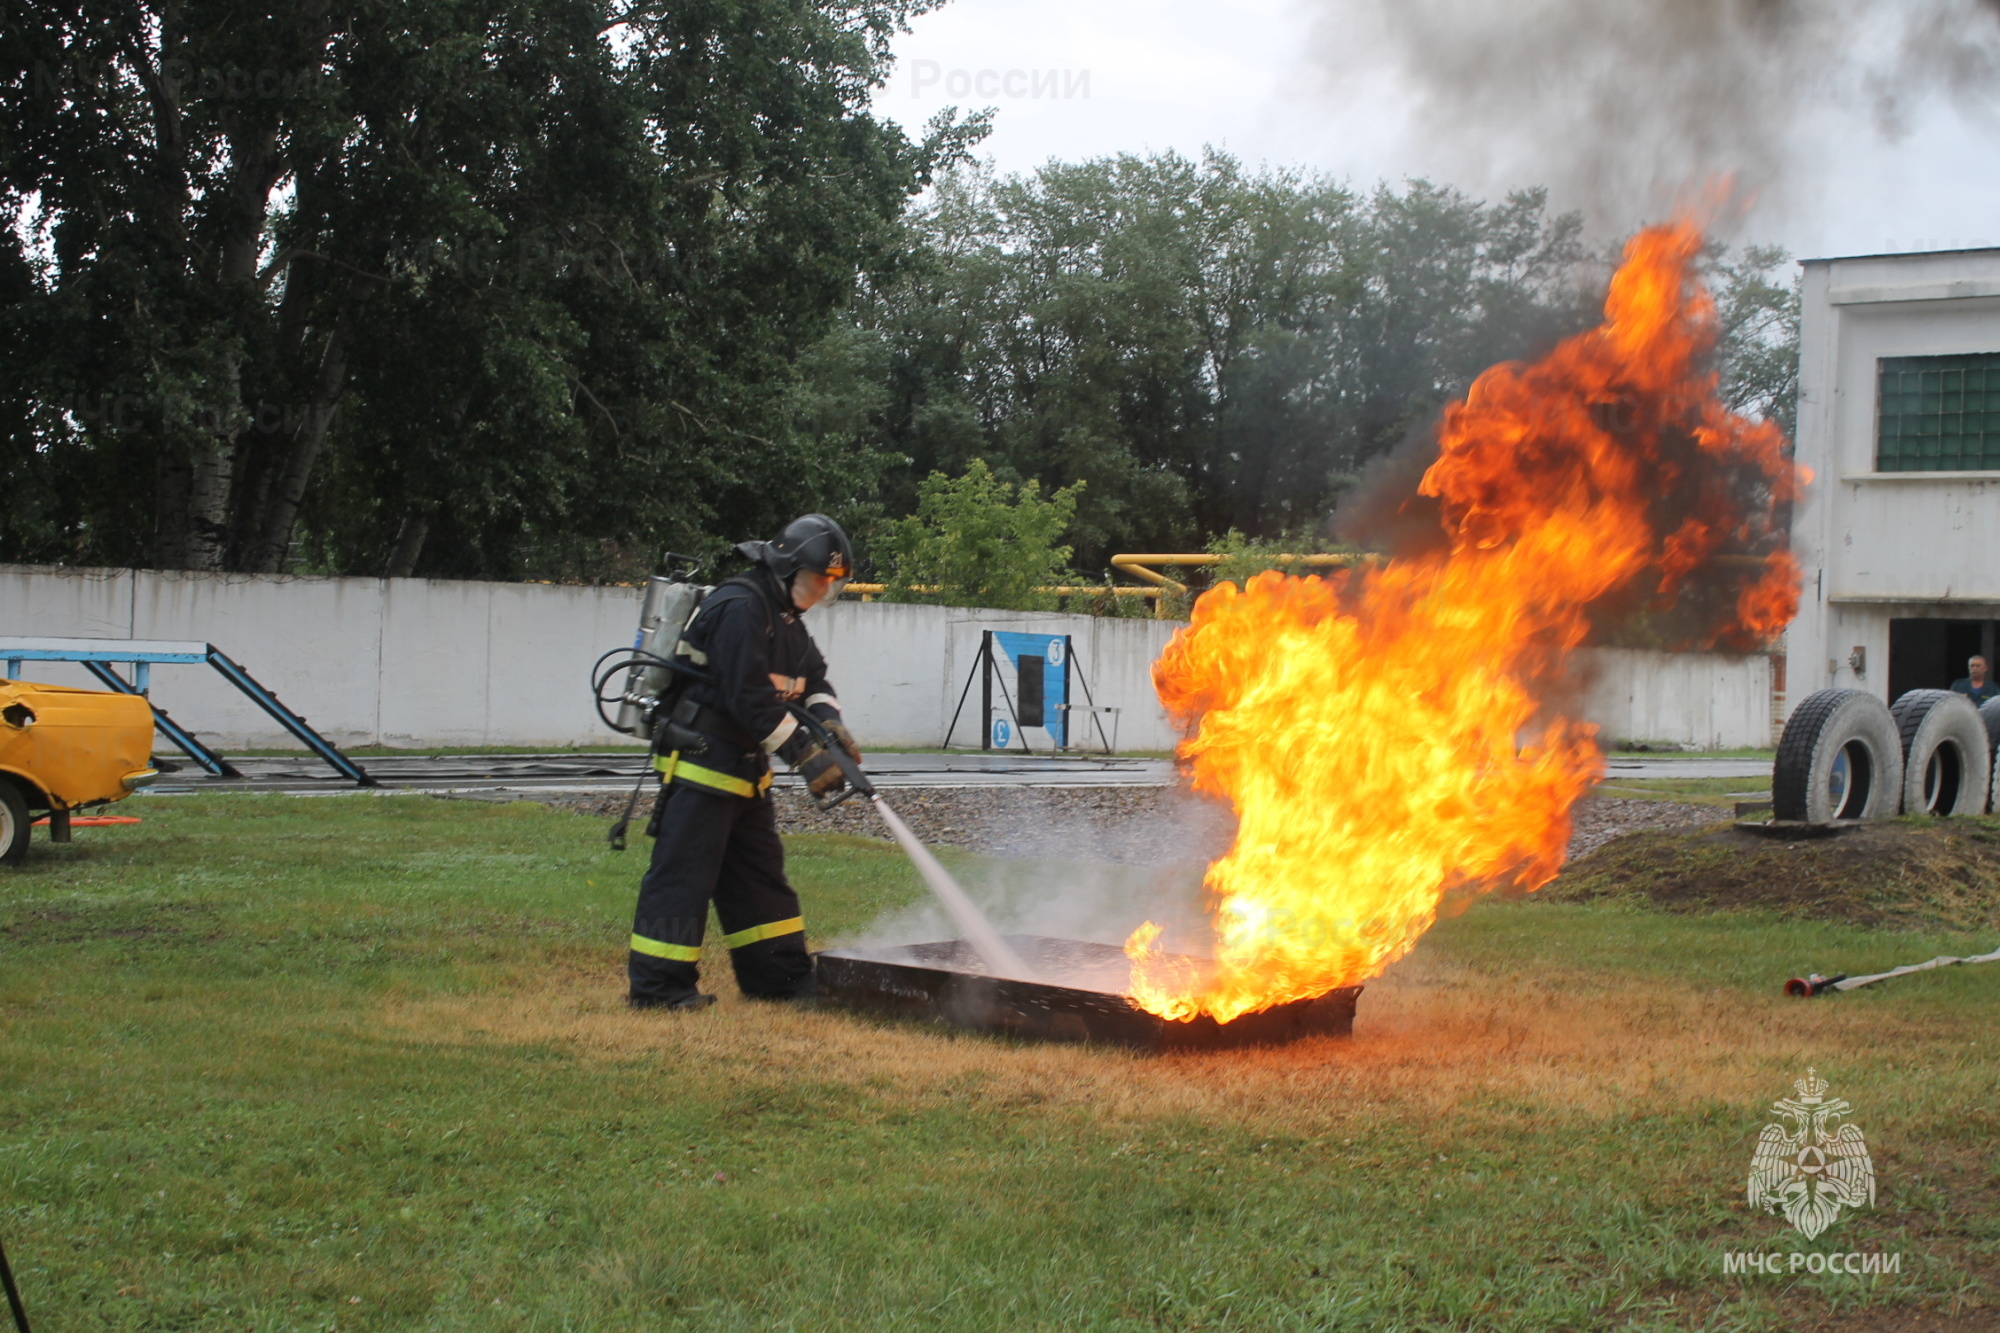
[783,704,1033,981]
[791,709,1361,1046]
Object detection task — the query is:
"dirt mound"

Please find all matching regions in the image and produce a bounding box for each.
[1547,817,2000,932]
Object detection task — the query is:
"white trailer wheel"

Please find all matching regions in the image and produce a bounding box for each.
[1772,689,1904,823]
[0,778,27,865]
[1891,690,1991,818]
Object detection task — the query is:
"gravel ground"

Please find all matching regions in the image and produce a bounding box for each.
[549,787,1720,865]
[1562,795,1720,859]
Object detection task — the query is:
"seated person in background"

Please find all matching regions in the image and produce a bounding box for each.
[1951,654,2000,706]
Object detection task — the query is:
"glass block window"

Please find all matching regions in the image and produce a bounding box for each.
[1877,353,2000,471]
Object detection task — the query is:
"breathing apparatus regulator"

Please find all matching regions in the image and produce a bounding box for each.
[588,517,871,849]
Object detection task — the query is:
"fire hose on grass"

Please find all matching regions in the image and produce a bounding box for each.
[1786,946,2000,996]
[590,648,1032,981]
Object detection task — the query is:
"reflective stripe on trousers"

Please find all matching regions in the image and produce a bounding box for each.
[632,916,802,960]
[720,916,804,949]
[629,933,702,961]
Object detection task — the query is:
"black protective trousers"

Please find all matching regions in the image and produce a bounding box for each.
[628,781,813,1005]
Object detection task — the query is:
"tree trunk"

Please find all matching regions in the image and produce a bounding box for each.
[154,443,193,569]
[184,430,237,571]
[239,320,350,573]
[385,513,430,578]
[209,117,293,571]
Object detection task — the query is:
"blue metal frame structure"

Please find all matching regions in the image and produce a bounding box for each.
[0,637,375,787]
[939,630,1117,754]
[75,660,243,778]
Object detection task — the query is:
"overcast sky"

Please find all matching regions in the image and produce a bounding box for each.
[879,0,2000,262]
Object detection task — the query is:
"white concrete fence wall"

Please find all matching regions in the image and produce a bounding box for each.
[1576,647,1775,751]
[0,565,1186,751]
[0,564,1775,752]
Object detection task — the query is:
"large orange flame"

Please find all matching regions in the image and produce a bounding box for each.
[1128,220,1805,1024]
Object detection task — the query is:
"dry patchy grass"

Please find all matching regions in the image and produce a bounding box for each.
[6,795,1997,1331]
[380,925,1987,1138]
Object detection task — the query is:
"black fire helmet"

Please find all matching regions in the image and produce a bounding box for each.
[737,513,854,584]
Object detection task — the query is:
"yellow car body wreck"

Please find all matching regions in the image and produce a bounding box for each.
[0,679,158,864]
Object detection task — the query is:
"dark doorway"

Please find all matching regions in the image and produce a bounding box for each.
[1016,655,1045,728]
[1888,619,1999,700]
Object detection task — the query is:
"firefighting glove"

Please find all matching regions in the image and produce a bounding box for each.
[822,717,863,765]
[799,748,844,798]
[804,696,861,764]
[776,728,844,799]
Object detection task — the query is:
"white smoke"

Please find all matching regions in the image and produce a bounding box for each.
[839,787,1232,977]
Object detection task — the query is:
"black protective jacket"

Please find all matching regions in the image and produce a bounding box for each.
[670,567,840,790]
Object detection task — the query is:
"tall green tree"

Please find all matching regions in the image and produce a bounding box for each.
[1710,242,1801,439]
[855,151,1598,569]
[1,0,981,576]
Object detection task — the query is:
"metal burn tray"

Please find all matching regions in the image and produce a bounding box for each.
[813,934,1361,1051]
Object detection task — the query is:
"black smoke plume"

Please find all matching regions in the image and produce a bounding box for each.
[1309,0,2000,230]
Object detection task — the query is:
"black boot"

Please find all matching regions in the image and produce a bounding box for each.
[743,970,817,1003]
[629,992,717,1012]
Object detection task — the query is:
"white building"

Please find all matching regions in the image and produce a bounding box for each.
[1789,247,2000,715]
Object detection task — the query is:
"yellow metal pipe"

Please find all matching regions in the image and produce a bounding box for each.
[846,555,1371,603]
[1107,555,1189,590]
[1109,553,1367,617]
[1110,552,1362,586]
[1113,551,1362,569]
[832,548,1440,616]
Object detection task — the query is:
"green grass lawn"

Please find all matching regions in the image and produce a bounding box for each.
[1,797,1995,1331]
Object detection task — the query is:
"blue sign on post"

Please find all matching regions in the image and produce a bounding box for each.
[990,631,1068,746]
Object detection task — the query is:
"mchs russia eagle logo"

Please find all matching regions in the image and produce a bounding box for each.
[1748,1069,1875,1239]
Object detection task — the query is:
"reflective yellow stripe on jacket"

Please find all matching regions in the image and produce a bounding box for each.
[629,933,702,961]
[720,917,804,950]
[653,751,771,798]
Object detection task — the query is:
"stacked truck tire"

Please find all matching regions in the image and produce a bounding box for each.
[1773,687,1998,823]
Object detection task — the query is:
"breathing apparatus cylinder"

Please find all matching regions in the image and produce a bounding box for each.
[614,576,705,736]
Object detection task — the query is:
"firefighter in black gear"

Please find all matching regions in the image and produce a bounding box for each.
[628,514,862,1011]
